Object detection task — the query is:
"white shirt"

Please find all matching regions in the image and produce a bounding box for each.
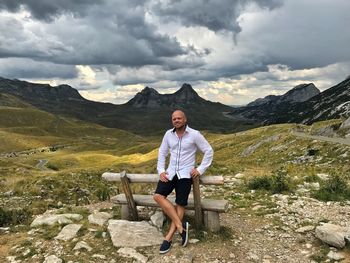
[157,125,213,180]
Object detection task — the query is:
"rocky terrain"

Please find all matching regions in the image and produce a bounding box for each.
[2,171,350,263]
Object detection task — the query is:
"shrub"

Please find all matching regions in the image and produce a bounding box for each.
[271,169,292,193]
[313,174,350,201]
[247,175,271,191]
[247,169,293,194]
[0,207,32,226]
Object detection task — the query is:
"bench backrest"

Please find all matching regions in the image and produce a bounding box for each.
[102,172,224,185]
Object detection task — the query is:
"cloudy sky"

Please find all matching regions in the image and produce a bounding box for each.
[0,0,349,105]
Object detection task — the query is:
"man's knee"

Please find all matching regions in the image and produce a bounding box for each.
[153,193,165,203]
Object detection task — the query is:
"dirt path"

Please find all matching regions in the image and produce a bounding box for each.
[292,131,350,146]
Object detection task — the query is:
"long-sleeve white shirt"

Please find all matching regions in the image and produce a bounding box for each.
[157,125,213,180]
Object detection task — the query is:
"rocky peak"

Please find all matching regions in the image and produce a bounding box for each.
[0,77,85,102]
[127,83,204,108]
[174,83,200,101]
[247,83,320,107]
[282,83,320,103]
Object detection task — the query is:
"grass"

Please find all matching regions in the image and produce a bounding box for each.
[247,168,295,194]
[313,173,350,201]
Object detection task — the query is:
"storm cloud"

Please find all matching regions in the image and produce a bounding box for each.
[0,0,349,105]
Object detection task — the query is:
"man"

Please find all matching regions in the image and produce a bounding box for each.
[154,110,213,254]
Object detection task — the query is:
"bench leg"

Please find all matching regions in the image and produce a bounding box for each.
[121,205,130,220]
[203,211,220,232]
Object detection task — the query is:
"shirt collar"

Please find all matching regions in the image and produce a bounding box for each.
[172,124,188,133]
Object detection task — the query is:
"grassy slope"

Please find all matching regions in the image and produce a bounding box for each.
[1,103,349,211]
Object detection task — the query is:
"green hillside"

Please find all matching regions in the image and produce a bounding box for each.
[0,107,349,220]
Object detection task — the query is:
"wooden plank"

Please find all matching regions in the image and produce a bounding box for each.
[120,171,138,221]
[111,194,229,213]
[102,172,224,185]
[192,176,203,229]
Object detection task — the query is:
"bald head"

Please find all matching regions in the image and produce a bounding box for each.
[172,110,187,130]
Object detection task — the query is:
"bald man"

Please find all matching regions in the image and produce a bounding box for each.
[154,110,213,254]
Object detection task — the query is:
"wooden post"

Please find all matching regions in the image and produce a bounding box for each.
[203,211,220,232]
[192,176,203,229]
[120,171,138,221]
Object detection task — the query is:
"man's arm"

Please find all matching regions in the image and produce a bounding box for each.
[193,132,213,176]
[157,132,169,180]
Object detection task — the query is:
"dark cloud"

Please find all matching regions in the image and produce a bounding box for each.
[0,0,103,21]
[0,0,189,68]
[151,0,282,34]
[0,58,78,79]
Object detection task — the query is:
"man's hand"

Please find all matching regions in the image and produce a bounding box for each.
[190,168,200,178]
[160,172,169,182]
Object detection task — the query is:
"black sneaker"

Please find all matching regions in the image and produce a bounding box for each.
[159,240,172,254]
[181,221,189,247]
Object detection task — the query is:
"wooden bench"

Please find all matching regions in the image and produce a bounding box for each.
[102,171,228,232]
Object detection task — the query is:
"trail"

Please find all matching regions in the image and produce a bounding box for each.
[292,131,350,146]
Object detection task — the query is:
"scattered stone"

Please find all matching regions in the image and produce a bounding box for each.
[295,225,315,233]
[88,211,113,226]
[92,254,106,260]
[229,253,236,259]
[73,241,92,252]
[317,173,329,180]
[247,252,260,262]
[315,223,350,248]
[189,238,200,244]
[55,224,82,241]
[0,227,10,232]
[234,173,245,179]
[327,251,345,261]
[108,220,163,247]
[117,247,148,263]
[30,213,83,227]
[43,255,63,263]
[150,211,165,229]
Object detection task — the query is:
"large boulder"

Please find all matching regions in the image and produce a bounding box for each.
[107,220,163,247]
[30,214,83,227]
[315,223,350,248]
[55,224,82,241]
[88,211,112,226]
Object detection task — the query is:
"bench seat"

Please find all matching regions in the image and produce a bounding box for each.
[111,194,229,213]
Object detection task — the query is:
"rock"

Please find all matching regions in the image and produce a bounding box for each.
[73,241,92,252]
[55,224,82,241]
[92,254,106,260]
[317,173,329,180]
[88,211,113,226]
[43,255,62,263]
[327,251,345,261]
[117,247,148,263]
[295,225,315,233]
[108,220,163,247]
[30,213,83,227]
[340,117,350,129]
[150,211,165,229]
[315,223,349,248]
[189,238,200,244]
[234,173,245,179]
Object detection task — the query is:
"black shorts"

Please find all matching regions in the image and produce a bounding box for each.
[154,176,192,206]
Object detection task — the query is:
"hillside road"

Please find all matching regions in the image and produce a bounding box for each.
[292,131,350,146]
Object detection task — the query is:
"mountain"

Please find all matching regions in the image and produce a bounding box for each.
[126,83,207,108]
[229,78,350,125]
[0,78,252,135]
[247,83,320,107]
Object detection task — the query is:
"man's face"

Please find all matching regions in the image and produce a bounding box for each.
[172,111,186,129]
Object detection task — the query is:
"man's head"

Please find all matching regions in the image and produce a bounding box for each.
[172,110,187,130]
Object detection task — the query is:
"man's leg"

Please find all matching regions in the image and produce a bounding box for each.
[153,194,184,234]
[164,205,185,241]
